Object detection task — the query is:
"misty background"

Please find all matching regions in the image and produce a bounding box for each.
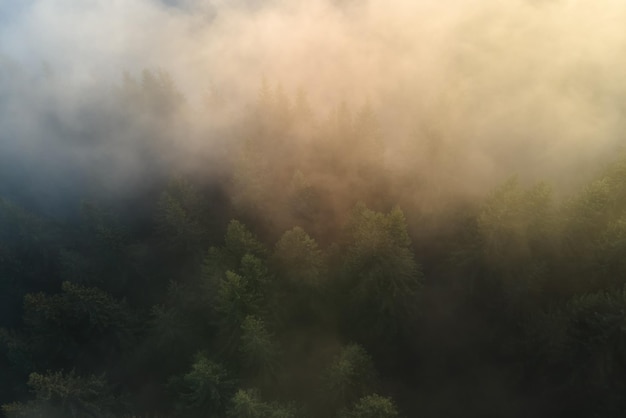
[2,0,626,218]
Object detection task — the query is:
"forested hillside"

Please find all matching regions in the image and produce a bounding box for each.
[2,70,626,417]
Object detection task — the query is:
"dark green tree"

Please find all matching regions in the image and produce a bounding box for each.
[2,371,117,418]
[172,353,235,417]
[340,204,422,340]
[272,226,327,326]
[340,394,399,418]
[228,388,297,418]
[323,344,378,410]
[240,315,281,380]
[19,281,136,371]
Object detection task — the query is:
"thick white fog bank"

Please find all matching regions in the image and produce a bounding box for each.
[1,0,626,205]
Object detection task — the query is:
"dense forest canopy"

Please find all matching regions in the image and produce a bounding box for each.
[3,1,626,417]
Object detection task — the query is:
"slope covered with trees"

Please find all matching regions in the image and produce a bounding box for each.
[2,72,626,417]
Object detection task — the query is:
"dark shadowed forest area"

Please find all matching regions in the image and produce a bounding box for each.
[3,1,626,417]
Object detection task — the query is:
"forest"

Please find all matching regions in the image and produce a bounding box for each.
[2,66,626,418]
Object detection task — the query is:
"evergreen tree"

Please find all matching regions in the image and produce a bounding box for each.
[340,204,422,340]
[172,353,235,417]
[323,344,378,410]
[2,371,118,418]
[341,394,400,418]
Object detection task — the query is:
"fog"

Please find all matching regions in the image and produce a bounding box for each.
[1,0,626,215]
[4,2,626,416]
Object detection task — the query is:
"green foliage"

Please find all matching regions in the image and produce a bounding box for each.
[240,315,280,379]
[217,271,261,323]
[341,204,422,338]
[155,176,206,255]
[228,388,268,418]
[21,281,135,368]
[214,261,273,355]
[478,178,554,263]
[174,353,235,416]
[240,254,272,296]
[224,220,268,262]
[9,83,626,418]
[203,220,268,291]
[24,282,133,334]
[79,202,126,252]
[558,169,626,293]
[510,286,626,416]
[0,327,32,371]
[344,204,418,285]
[2,371,116,418]
[270,226,328,327]
[0,198,61,327]
[273,226,325,287]
[341,394,399,418]
[287,171,326,224]
[149,303,190,351]
[202,245,229,280]
[562,178,613,258]
[228,389,297,418]
[54,201,140,298]
[564,288,626,365]
[323,344,378,408]
[471,178,559,308]
[595,217,626,286]
[207,221,273,352]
